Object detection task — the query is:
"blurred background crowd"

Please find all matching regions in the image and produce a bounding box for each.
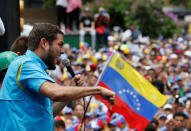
[1,0,191,131]
[52,27,191,130]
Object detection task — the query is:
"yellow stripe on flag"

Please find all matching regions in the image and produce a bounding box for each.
[109,53,167,107]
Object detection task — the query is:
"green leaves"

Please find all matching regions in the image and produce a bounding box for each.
[104,0,181,38]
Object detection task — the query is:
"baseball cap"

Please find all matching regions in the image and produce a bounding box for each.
[184,112,190,119]
[108,36,116,41]
[179,61,185,67]
[186,92,191,99]
[72,61,79,66]
[176,75,183,81]
[98,115,111,122]
[178,98,185,105]
[88,119,102,130]
[86,112,93,119]
[82,55,89,59]
[163,104,172,110]
[168,76,175,84]
[184,51,191,58]
[90,64,98,72]
[63,106,73,114]
[71,47,78,53]
[170,54,178,59]
[172,85,180,90]
[93,108,105,116]
[159,114,167,119]
[0,51,18,71]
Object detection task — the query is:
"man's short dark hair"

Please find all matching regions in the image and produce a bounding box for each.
[151,118,159,127]
[28,23,63,51]
[173,112,186,119]
[54,120,65,129]
[10,36,28,55]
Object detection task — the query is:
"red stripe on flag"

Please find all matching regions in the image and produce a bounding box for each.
[96,81,150,130]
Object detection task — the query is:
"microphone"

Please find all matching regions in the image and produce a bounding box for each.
[62,59,75,77]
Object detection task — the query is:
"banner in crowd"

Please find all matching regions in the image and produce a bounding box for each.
[96,52,167,130]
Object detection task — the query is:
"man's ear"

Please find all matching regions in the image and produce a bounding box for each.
[39,37,49,49]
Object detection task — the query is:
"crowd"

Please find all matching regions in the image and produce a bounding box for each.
[56,0,110,51]
[47,6,191,129]
[50,22,191,130]
[0,2,191,131]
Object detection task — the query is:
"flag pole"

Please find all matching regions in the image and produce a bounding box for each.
[82,50,116,125]
[95,50,116,86]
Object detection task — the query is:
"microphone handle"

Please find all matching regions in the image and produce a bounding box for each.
[66,66,75,77]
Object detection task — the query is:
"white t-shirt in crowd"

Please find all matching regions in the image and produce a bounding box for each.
[49,65,63,80]
[56,0,68,8]
[0,18,5,36]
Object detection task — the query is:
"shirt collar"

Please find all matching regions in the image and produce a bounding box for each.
[26,50,48,71]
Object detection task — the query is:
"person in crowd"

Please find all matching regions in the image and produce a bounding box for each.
[49,59,64,84]
[173,112,187,129]
[62,43,71,55]
[129,24,142,42]
[0,36,27,90]
[10,36,28,56]
[56,0,68,31]
[157,114,167,131]
[54,120,66,131]
[0,23,115,131]
[67,0,82,32]
[95,7,110,48]
[163,104,173,120]
[79,7,96,51]
[64,117,73,129]
[0,51,18,90]
[73,103,84,121]
[3,8,191,130]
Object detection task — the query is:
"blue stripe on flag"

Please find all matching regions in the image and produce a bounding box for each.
[100,67,158,121]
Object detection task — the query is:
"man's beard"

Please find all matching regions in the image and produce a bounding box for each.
[44,47,56,70]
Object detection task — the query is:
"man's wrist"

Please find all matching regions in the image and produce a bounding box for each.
[95,86,102,95]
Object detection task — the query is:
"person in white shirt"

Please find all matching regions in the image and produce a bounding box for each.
[79,8,96,50]
[0,18,5,36]
[56,0,68,29]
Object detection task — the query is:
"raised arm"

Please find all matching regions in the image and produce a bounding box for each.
[39,81,115,105]
[52,75,86,117]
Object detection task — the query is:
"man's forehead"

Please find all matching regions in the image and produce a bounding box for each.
[175,116,184,119]
[56,33,64,38]
[55,34,64,42]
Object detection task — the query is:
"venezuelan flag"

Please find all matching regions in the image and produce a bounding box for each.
[96,53,167,130]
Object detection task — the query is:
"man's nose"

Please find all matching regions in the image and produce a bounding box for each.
[60,47,64,54]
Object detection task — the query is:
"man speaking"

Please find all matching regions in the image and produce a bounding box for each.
[0,23,115,131]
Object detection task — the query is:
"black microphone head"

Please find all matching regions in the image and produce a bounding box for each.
[62,58,75,77]
[62,59,70,67]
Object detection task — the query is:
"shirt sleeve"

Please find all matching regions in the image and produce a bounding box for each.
[0,18,5,36]
[19,60,55,93]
